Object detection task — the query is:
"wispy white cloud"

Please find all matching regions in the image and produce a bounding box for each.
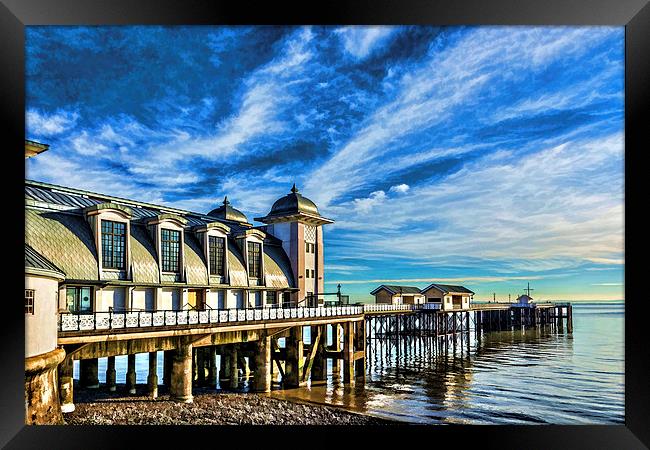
[326,275,546,285]
[335,26,397,60]
[26,109,78,137]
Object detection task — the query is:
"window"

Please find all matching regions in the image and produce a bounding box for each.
[25,289,35,314]
[311,269,316,279]
[161,229,181,273]
[209,236,225,276]
[247,241,261,278]
[101,220,126,269]
[66,286,92,313]
[305,242,314,253]
[305,268,310,278]
[266,291,277,307]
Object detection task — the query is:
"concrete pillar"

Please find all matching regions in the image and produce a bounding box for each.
[126,354,137,394]
[238,354,250,379]
[147,352,158,398]
[284,326,305,387]
[311,325,327,382]
[79,358,99,389]
[192,348,198,383]
[58,354,75,413]
[106,356,116,392]
[251,336,272,392]
[163,350,173,387]
[229,345,239,389]
[343,321,355,384]
[331,324,341,377]
[170,343,193,403]
[207,347,217,387]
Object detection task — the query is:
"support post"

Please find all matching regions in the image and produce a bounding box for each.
[196,347,205,385]
[170,343,193,403]
[354,319,366,380]
[106,356,116,392]
[229,345,239,389]
[163,350,173,387]
[311,325,327,382]
[331,324,342,377]
[126,354,137,394]
[58,354,75,413]
[207,347,217,387]
[251,335,272,392]
[343,321,355,384]
[79,358,99,389]
[285,326,305,387]
[147,352,158,398]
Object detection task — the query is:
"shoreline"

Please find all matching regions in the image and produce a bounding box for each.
[63,384,402,425]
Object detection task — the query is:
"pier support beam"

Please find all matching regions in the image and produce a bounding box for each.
[196,348,206,385]
[126,354,137,394]
[229,345,240,389]
[207,347,217,387]
[354,320,365,380]
[106,356,116,392]
[79,358,99,389]
[58,354,75,413]
[285,326,305,388]
[343,322,355,384]
[163,350,173,387]
[331,324,342,377]
[311,325,327,382]
[147,352,158,398]
[170,344,193,403]
[251,336,272,392]
[219,347,231,384]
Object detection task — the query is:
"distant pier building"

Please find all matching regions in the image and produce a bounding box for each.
[370,285,426,305]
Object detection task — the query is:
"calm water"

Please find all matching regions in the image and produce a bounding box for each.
[75,301,624,424]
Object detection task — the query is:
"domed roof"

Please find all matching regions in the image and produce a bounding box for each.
[268,184,319,217]
[207,196,248,223]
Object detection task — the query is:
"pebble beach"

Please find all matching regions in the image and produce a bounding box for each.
[63,385,397,425]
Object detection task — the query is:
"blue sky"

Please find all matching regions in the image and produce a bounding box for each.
[25,26,624,302]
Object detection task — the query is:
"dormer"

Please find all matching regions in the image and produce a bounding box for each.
[193,221,231,284]
[83,202,133,280]
[233,228,266,286]
[144,213,188,283]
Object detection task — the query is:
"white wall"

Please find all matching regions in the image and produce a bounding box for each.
[206,289,225,309]
[132,288,154,311]
[97,287,126,312]
[226,289,243,309]
[25,275,59,358]
[160,288,181,310]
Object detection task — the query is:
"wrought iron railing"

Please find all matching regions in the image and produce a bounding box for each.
[362,304,423,312]
[421,303,442,310]
[58,305,365,332]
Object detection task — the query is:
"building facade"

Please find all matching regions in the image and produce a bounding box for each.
[25,147,333,422]
[420,283,474,311]
[370,285,426,305]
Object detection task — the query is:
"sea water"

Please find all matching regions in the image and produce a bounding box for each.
[74,301,624,424]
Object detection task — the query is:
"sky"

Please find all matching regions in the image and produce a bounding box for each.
[25,26,625,302]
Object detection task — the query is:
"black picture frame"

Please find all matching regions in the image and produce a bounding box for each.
[2,0,647,448]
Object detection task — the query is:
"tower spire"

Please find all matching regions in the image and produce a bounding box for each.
[291,183,298,194]
[223,196,230,205]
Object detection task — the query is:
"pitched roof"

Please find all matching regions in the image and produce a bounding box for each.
[421,283,475,295]
[25,244,65,277]
[370,284,423,295]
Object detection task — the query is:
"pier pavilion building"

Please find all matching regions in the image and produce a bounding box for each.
[370,285,426,305]
[420,284,474,311]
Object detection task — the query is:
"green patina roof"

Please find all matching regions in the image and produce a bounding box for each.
[227,239,248,286]
[264,244,294,288]
[184,233,208,285]
[130,224,159,283]
[25,209,99,280]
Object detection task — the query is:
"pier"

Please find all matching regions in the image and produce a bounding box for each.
[57,302,572,412]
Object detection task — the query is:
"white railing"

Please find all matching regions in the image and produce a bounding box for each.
[422,303,442,310]
[362,304,422,312]
[58,305,365,333]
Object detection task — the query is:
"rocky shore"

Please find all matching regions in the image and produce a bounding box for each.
[64,385,397,425]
